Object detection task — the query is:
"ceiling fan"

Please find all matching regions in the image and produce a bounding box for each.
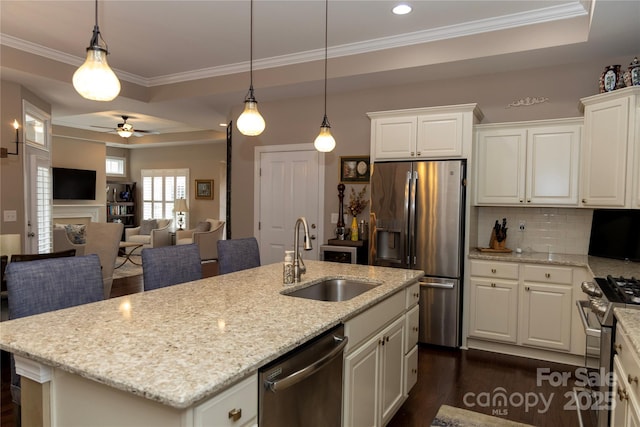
[92,115,157,138]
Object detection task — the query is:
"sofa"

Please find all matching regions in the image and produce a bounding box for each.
[176,219,225,261]
[125,219,173,251]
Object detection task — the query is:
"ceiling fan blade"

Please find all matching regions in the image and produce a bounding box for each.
[91,125,116,130]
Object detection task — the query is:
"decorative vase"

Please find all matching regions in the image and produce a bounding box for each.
[351,217,359,241]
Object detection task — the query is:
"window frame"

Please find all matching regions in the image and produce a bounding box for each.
[106,156,126,177]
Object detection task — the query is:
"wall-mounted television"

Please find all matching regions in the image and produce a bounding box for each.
[588,209,640,262]
[52,167,97,200]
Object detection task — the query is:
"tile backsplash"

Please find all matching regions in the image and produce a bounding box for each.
[476,207,593,255]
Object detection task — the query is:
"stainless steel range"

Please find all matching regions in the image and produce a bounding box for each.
[577,275,640,427]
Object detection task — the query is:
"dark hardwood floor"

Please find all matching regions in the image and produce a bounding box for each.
[2,264,590,427]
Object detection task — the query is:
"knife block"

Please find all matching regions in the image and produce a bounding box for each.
[489,229,506,250]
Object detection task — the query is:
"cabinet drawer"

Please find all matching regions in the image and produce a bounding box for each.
[193,374,257,427]
[405,304,419,353]
[405,282,420,309]
[404,346,418,396]
[522,264,572,285]
[470,260,518,279]
[616,325,640,400]
[345,290,405,353]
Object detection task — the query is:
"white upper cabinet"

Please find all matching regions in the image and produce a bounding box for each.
[474,119,582,206]
[368,104,482,161]
[579,87,640,208]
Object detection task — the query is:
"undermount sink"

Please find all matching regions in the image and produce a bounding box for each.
[284,279,379,302]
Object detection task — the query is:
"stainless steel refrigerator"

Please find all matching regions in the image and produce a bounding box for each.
[369,160,465,347]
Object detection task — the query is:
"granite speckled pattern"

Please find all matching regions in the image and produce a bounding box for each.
[469,249,640,279]
[0,260,422,409]
[614,308,640,358]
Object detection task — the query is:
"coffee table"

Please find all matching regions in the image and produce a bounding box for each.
[116,242,144,268]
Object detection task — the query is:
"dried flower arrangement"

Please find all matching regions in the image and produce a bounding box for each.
[347,186,369,217]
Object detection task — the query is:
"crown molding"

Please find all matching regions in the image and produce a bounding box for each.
[2,2,588,87]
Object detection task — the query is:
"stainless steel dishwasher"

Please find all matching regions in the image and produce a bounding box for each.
[258,324,348,427]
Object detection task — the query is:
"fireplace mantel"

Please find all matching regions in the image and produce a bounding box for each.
[52,204,102,222]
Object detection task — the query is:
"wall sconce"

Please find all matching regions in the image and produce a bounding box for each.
[1,120,20,158]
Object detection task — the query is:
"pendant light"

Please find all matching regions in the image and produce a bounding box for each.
[314,0,336,153]
[237,0,265,136]
[72,0,121,101]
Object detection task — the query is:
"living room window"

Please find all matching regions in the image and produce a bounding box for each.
[106,156,126,177]
[141,169,188,224]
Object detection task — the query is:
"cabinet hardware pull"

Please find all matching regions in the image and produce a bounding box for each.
[491,283,496,287]
[545,273,551,278]
[629,375,639,385]
[413,326,419,332]
[525,286,530,291]
[414,292,419,299]
[412,368,417,374]
[410,152,415,156]
[615,344,623,353]
[386,336,390,343]
[520,200,524,203]
[491,269,497,273]
[618,386,628,401]
[228,408,242,421]
[582,199,587,203]
[527,199,531,203]
[416,151,421,156]
[379,338,384,346]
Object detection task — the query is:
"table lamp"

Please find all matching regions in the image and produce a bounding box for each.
[174,199,188,230]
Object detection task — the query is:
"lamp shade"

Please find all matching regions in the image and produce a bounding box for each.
[73,48,121,101]
[174,198,189,213]
[314,125,336,152]
[237,100,265,136]
[0,234,22,257]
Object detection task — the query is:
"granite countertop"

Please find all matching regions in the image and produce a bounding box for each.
[469,248,640,279]
[614,308,640,357]
[0,260,422,409]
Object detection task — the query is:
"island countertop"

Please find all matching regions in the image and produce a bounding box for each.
[0,260,422,409]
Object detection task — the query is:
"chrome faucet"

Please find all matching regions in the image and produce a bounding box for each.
[293,217,313,282]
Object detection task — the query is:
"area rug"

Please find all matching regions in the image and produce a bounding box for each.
[112,255,143,279]
[432,405,533,427]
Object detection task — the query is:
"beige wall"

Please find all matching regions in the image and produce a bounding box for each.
[229,55,632,242]
[129,143,227,228]
[0,81,51,236]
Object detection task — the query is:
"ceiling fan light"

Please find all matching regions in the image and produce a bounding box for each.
[314,121,336,153]
[117,127,133,138]
[237,99,265,136]
[73,47,121,101]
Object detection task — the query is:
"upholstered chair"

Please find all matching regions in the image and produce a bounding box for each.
[125,218,173,250]
[53,224,86,255]
[217,237,261,274]
[176,219,225,261]
[5,254,104,417]
[84,222,124,299]
[141,243,202,291]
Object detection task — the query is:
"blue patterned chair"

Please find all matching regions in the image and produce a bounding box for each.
[141,244,202,291]
[217,237,261,274]
[5,254,104,417]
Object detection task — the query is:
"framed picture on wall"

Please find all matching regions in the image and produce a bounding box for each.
[195,179,214,200]
[340,156,370,183]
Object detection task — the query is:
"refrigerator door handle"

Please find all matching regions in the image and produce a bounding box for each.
[409,170,418,267]
[404,170,412,266]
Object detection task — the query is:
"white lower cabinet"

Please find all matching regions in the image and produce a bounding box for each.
[193,374,257,427]
[343,282,419,427]
[344,315,405,427]
[612,323,640,427]
[468,260,580,357]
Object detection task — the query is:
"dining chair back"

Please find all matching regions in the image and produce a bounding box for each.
[141,244,202,291]
[4,254,104,412]
[217,237,261,274]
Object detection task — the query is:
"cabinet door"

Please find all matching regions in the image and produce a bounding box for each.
[612,356,629,427]
[343,335,380,427]
[527,125,580,205]
[416,113,463,158]
[475,129,527,205]
[404,304,419,353]
[404,345,418,396]
[581,96,630,207]
[468,278,518,343]
[372,116,417,160]
[519,282,572,351]
[380,317,405,426]
[193,375,258,427]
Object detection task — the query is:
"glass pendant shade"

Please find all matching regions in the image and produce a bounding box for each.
[314,120,336,152]
[237,98,265,136]
[73,47,120,102]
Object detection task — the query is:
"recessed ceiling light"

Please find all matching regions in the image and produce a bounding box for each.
[392,4,412,15]
[219,123,228,127]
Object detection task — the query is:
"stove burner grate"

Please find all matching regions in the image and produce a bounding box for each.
[607,275,640,304]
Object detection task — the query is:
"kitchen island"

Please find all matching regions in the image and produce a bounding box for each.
[0,260,422,426]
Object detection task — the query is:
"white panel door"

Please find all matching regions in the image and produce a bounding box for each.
[258,149,320,265]
[416,113,463,158]
[372,116,417,160]
[519,282,572,351]
[468,278,519,343]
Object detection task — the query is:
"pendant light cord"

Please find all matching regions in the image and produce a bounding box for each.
[250,0,254,90]
[323,0,328,119]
